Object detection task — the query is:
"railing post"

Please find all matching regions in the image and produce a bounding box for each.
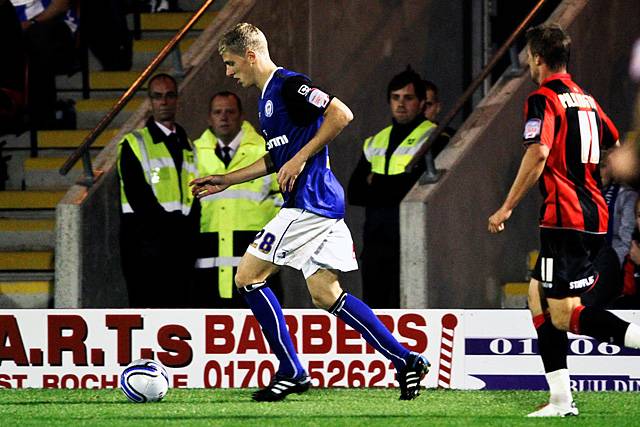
[419,150,443,185]
[80,151,95,187]
[172,43,185,79]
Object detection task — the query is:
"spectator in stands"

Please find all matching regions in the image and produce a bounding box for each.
[612,198,640,309]
[11,0,77,129]
[83,0,132,71]
[117,73,200,308]
[601,149,638,265]
[423,79,454,157]
[0,0,26,134]
[581,150,637,307]
[192,91,283,307]
[347,67,436,308]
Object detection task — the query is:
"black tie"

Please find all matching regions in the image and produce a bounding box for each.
[221,146,232,167]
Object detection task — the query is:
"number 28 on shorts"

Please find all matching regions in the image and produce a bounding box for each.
[251,229,277,254]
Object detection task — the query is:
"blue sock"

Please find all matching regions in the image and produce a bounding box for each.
[239,282,305,379]
[329,292,410,371]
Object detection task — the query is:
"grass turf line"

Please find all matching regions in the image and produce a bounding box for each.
[0,388,638,426]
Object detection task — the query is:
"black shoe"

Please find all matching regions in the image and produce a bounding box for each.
[397,352,430,400]
[252,373,311,402]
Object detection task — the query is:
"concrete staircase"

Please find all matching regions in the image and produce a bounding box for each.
[0,1,221,308]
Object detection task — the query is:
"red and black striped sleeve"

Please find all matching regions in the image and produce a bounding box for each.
[523,92,556,148]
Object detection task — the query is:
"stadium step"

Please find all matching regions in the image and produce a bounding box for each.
[75,97,144,128]
[133,37,196,53]
[91,71,147,91]
[501,282,529,308]
[140,11,217,31]
[132,37,196,69]
[0,279,53,308]
[37,129,120,150]
[23,157,91,189]
[500,251,539,308]
[0,218,55,250]
[0,191,66,211]
[0,250,54,271]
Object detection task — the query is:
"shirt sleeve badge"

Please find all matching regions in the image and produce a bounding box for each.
[523,118,542,139]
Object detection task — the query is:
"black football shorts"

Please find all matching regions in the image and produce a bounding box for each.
[531,228,605,299]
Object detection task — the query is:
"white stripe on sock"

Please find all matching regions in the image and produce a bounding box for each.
[341,307,406,367]
[259,289,299,378]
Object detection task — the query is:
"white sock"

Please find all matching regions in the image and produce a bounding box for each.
[546,369,572,407]
[624,323,640,349]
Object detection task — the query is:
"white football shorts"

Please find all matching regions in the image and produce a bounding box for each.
[245,208,358,278]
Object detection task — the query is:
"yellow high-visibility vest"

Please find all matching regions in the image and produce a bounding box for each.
[117,127,197,215]
[194,121,282,298]
[363,120,436,175]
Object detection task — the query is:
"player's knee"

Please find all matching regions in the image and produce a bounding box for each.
[549,311,570,331]
[311,296,331,310]
[307,286,334,310]
[308,289,331,310]
[234,270,251,289]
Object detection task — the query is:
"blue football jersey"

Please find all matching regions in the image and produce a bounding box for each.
[258,68,345,219]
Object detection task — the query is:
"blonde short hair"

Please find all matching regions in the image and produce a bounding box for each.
[218,22,269,56]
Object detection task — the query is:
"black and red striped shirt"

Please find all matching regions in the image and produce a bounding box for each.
[523,73,619,233]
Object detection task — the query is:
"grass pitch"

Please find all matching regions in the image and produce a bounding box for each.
[0,388,638,426]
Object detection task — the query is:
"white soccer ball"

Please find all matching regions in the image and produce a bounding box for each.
[120,359,169,403]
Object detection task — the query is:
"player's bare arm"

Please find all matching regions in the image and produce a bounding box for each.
[190,154,272,198]
[488,143,549,233]
[278,97,354,192]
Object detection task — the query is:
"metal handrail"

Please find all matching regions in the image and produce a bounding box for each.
[59,0,216,181]
[405,0,547,172]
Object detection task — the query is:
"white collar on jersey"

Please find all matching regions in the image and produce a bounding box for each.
[261,67,283,99]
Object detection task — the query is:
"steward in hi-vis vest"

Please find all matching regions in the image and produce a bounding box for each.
[348,68,440,309]
[117,74,200,308]
[192,92,283,307]
[363,120,435,176]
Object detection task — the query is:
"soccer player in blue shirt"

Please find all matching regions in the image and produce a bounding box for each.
[190,22,429,402]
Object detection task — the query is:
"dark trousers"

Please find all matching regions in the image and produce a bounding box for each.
[23,19,74,128]
[361,206,400,308]
[0,1,26,132]
[83,0,132,71]
[121,219,195,308]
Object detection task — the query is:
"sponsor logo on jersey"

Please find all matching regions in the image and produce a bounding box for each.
[307,88,330,108]
[569,275,596,290]
[266,134,289,150]
[524,118,542,139]
[265,100,274,117]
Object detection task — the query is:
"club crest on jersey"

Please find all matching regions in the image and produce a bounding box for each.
[524,118,541,139]
[307,88,330,108]
[265,100,274,117]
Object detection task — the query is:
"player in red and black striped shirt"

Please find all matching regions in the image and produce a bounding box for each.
[488,24,640,417]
